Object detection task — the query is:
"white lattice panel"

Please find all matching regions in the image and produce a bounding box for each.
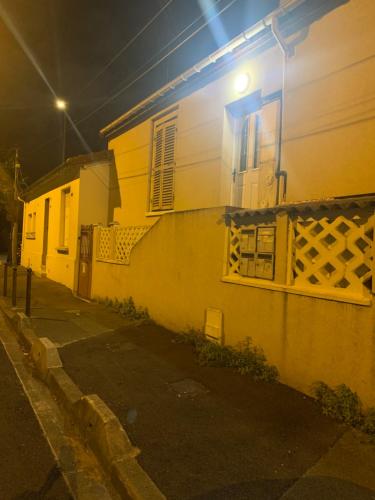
[292,210,374,296]
[97,225,151,264]
[228,221,241,275]
[97,227,113,260]
[114,226,150,264]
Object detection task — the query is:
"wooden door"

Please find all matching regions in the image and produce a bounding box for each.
[77,225,93,299]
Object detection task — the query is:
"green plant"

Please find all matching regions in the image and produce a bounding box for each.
[178,331,278,383]
[120,296,150,321]
[313,382,362,426]
[362,408,375,435]
[97,295,151,321]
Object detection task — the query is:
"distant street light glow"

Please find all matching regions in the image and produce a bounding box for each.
[234,73,250,93]
[55,99,67,111]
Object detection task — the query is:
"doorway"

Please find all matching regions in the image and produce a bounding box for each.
[77,225,94,299]
[233,96,281,209]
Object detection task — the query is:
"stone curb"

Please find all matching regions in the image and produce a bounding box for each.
[0,302,165,500]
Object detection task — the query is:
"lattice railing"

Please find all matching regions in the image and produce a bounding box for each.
[97,227,112,261]
[292,209,374,296]
[228,221,241,275]
[227,206,374,298]
[97,225,151,264]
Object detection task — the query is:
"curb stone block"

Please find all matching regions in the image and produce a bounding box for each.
[47,367,83,414]
[31,336,63,378]
[18,327,38,351]
[74,395,139,467]
[0,299,165,499]
[16,312,31,333]
[111,458,166,500]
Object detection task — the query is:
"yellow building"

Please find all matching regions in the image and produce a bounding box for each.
[21,151,113,293]
[26,0,375,405]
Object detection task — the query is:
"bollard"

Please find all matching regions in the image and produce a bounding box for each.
[3,262,8,297]
[12,266,17,307]
[25,268,32,317]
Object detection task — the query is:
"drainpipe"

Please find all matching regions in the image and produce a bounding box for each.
[271,16,290,205]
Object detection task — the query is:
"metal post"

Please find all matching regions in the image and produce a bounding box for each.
[12,266,17,307]
[3,262,8,297]
[25,268,32,317]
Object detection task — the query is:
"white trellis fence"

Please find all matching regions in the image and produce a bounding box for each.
[96,225,151,264]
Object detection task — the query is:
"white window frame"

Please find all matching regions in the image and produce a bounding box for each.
[59,187,71,251]
[149,113,177,212]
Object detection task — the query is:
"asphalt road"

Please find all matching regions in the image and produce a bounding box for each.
[61,323,344,500]
[0,342,72,500]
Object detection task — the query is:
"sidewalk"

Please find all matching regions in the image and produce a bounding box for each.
[3,270,375,499]
[0,335,71,499]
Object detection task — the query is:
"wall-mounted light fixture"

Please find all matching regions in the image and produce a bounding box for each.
[234,73,250,93]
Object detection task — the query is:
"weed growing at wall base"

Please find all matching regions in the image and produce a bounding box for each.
[99,296,150,321]
[313,382,375,436]
[177,330,278,383]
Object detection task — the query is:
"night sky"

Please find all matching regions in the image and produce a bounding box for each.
[0,0,277,184]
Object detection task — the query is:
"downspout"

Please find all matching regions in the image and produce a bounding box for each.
[271,16,290,205]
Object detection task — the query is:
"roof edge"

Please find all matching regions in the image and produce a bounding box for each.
[100,0,306,138]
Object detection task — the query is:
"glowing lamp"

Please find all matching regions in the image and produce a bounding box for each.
[55,99,67,111]
[234,73,250,93]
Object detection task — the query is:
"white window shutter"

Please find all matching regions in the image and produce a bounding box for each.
[151,128,164,210]
[150,117,177,211]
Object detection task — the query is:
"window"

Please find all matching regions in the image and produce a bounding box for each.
[239,225,276,280]
[150,114,177,211]
[239,118,249,172]
[26,212,36,239]
[233,95,281,209]
[60,188,70,249]
[239,112,263,172]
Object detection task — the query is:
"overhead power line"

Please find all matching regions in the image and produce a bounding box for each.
[24,0,229,158]
[76,0,239,126]
[77,0,174,96]
[97,0,225,104]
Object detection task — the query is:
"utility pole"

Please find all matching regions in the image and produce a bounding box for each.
[11,149,20,266]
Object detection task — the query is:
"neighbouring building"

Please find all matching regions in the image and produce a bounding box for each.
[21,151,113,293]
[24,0,375,405]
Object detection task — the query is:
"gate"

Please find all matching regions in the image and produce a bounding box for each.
[77,225,93,299]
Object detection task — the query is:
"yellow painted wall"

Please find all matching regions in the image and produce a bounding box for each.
[107,46,283,226]
[284,0,375,200]
[107,0,374,225]
[91,207,375,407]
[79,163,110,226]
[22,178,80,289]
[22,160,111,290]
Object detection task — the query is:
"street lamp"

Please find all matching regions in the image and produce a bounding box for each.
[55,98,67,111]
[55,98,68,162]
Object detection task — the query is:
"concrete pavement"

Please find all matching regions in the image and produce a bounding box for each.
[2,269,375,499]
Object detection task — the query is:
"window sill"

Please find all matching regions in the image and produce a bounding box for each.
[145,210,174,217]
[56,247,69,255]
[26,233,36,240]
[222,274,372,306]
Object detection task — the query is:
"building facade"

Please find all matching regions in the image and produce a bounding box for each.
[21,151,113,292]
[24,0,375,405]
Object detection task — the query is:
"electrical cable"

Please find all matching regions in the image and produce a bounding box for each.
[77,0,174,96]
[23,0,225,159]
[75,0,239,126]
